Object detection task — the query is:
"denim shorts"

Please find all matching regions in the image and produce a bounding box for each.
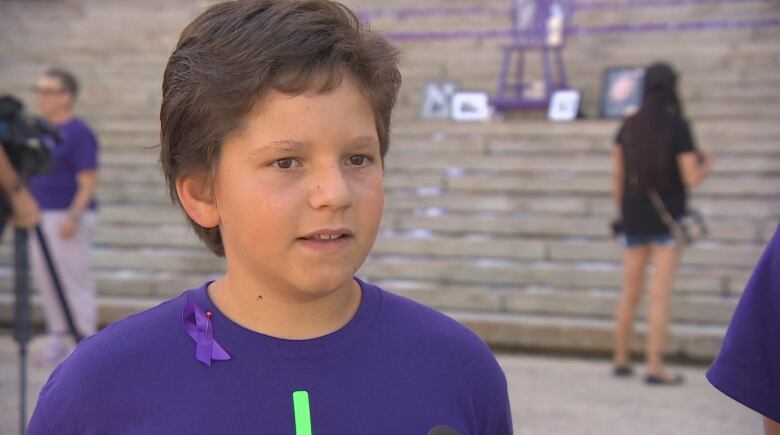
[621,233,675,247]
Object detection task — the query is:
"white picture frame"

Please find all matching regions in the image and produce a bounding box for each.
[548,89,581,122]
[420,81,458,119]
[451,92,490,122]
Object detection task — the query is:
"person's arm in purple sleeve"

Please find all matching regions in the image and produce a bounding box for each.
[707,223,780,433]
[475,354,514,434]
[58,125,98,238]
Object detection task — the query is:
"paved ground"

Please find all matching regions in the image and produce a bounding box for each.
[0,333,759,435]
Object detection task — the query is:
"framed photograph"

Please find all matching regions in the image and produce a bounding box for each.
[420,81,458,120]
[548,89,581,122]
[451,92,490,122]
[600,66,645,119]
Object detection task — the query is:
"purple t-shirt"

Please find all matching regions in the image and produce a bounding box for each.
[707,223,780,423]
[27,278,513,434]
[28,117,98,211]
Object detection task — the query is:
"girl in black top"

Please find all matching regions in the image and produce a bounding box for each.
[611,62,714,385]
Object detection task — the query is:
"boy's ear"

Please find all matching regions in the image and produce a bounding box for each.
[176,175,220,229]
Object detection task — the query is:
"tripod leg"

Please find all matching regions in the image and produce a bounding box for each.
[33,225,83,343]
[14,228,31,435]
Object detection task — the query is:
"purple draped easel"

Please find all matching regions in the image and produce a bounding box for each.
[492,0,575,111]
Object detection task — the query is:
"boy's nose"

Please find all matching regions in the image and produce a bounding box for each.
[308,165,353,211]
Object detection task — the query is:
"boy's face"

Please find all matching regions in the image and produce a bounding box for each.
[211,74,384,300]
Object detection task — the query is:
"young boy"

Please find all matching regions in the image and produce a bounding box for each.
[27,1,513,434]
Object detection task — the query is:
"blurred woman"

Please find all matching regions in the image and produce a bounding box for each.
[611,62,714,385]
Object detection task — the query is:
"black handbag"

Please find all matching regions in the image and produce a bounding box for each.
[649,190,708,247]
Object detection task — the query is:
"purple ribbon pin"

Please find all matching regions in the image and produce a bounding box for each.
[182,300,231,366]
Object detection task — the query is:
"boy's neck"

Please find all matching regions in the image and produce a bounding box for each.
[44,109,73,126]
[207,275,362,340]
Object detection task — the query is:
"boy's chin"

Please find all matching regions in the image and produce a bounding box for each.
[290,269,360,298]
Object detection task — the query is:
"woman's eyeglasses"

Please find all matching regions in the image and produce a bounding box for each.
[31,86,66,96]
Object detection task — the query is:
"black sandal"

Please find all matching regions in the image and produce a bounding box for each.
[645,373,684,385]
[613,365,633,377]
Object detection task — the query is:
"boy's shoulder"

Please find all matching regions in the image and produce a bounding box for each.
[32,289,194,413]
[377,285,479,340]
[371,282,504,375]
[70,289,189,362]
[370,282,510,425]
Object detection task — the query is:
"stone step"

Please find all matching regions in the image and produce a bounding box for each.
[444,173,780,198]
[388,213,766,243]
[391,118,780,138]
[0,241,752,299]
[0,245,221,275]
[22,34,776,78]
[0,289,728,360]
[83,106,740,128]
[96,184,170,205]
[571,1,780,25]
[87,118,780,142]
[399,82,780,114]
[378,279,738,325]
[367,1,780,33]
[8,219,756,272]
[371,234,765,269]
[398,36,780,67]
[397,52,780,87]
[7,49,779,126]
[485,173,773,200]
[452,309,726,360]
[383,192,780,220]
[53,64,780,121]
[92,225,198,249]
[99,204,182,225]
[98,150,780,181]
[0,265,214,300]
[359,256,751,297]
[400,71,780,104]
[399,92,780,122]
[95,130,780,156]
[384,154,780,174]
[87,192,779,229]
[6,201,769,261]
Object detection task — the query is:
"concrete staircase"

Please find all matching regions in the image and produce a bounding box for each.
[1,0,778,360]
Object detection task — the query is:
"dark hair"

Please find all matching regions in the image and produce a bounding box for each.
[621,62,683,193]
[45,68,79,98]
[160,0,401,257]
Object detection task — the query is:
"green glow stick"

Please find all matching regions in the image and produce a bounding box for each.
[292,390,312,435]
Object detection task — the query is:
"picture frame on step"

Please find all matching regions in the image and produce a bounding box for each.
[600,66,645,119]
[548,89,581,122]
[420,81,459,120]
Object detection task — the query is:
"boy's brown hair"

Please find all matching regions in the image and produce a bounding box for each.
[160,0,401,257]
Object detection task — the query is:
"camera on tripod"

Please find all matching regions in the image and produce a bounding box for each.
[1,94,83,435]
[0,95,56,219]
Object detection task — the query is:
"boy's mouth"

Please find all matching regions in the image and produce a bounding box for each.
[299,228,354,241]
[305,234,349,240]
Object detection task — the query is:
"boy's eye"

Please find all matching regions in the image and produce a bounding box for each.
[274,158,299,169]
[346,155,370,166]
